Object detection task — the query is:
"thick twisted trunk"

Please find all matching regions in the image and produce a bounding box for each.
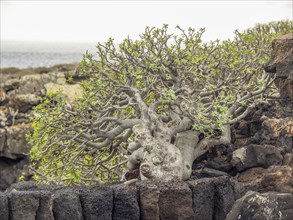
[127,124,232,181]
[139,138,184,181]
[127,124,185,181]
[126,90,232,181]
[127,130,199,181]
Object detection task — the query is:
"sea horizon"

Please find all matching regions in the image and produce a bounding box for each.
[0,40,97,68]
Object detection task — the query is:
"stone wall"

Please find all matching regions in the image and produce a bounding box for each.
[265,33,293,99]
[0,178,292,220]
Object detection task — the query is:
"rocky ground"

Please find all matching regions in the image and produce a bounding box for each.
[190,98,293,191]
[0,63,81,190]
[0,34,292,219]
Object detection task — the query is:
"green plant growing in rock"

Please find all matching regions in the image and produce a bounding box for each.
[28,20,293,185]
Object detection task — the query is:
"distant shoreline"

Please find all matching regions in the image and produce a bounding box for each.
[0,51,84,69]
[0,63,78,82]
[1,41,95,69]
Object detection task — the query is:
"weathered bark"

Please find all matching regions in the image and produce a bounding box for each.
[128,124,185,181]
[127,122,232,181]
[140,139,184,181]
[175,130,200,180]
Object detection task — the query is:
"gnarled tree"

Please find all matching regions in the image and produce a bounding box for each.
[28,20,293,185]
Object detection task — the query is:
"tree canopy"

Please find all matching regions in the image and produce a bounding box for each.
[28,20,293,185]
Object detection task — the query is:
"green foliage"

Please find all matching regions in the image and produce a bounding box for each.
[28,89,127,185]
[28,20,292,185]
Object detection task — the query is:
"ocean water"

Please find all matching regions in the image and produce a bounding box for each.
[0,40,96,68]
[1,51,85,68]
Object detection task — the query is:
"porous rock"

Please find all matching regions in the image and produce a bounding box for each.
[52,189,83,220]
[283,153,293,167]
[237,165,293,194]
[138,181,160,220]
[44,82,83,104]
[226,191,293,220]
[232,100,293,150]
[138,180,195,220]
[232,144,283,172]
[36,191,54,220]
[0,158,28,191]
[213,176,235,220]
[259,117,293,152]
[0,192,9,220]
[113,185,140,220]
[0,109,8,127]
[187,176,234,220]
[230,179,258,200]
[5,124,32,159]
[265,33,293,77]
[1,78,20,92]
[265,33,293,99]
[18,74,45,95]
[79,186,113,220]
[158,181,194,220]
[8,190,40,220]
[0,128,6,151]
[13,94,41,112]
[260,165,293,193]
[187,178,215,220]
[5,180,38,192]
[262,117,293,139]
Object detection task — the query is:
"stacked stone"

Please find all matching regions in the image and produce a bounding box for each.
[0,178,292,220]
[265,33,293,99]
[0,69,80,190]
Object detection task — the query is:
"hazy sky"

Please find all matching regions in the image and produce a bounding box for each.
[1,0,292,44]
